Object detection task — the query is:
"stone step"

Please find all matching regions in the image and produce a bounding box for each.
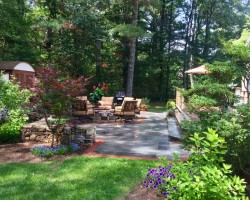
[167,117,183,140]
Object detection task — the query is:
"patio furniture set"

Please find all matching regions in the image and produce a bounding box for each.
[72,96,142,123]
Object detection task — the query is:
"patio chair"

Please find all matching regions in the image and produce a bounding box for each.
[113,97,134,110]
[135,98,142,114]
[97,96,114,110]
[72,99,94,122]
[76,96,93,110]
[114,100,138,122]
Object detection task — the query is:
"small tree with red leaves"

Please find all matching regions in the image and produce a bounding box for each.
[32,67,87,147]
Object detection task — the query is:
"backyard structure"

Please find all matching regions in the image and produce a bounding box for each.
[185,65,211,88]
[0,61,35,89]
[176,64,250,124]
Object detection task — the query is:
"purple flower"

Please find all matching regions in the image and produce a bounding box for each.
[163,191,169,197]
[170,174,175,179]
[173,186,177,190]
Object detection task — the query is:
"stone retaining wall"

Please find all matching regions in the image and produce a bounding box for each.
[21,124,52,143]
[21,123,96,146]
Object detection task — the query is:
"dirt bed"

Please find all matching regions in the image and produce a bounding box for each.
[0,142,83,163]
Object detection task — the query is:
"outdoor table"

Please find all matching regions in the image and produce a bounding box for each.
[94,109,114,122]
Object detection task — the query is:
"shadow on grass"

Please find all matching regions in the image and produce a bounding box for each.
[0,156,161,200]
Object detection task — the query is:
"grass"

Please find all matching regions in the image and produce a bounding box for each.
[147,101,166,113]
[0,156,160,200]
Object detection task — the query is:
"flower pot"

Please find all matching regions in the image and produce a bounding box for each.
[141,106,147,111]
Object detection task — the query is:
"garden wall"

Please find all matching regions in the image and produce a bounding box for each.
[21,122,96,145]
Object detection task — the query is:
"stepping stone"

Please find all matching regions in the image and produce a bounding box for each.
[158,141,169,150]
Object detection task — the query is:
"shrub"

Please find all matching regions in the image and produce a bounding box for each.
[165,101,176,110]
[165,101,176,116]
[142,98,150,109]
[32,67,87,147]
[181,105,250,176]
[0,74,32,143]
[0,121,22,143]
[144,129,248,200]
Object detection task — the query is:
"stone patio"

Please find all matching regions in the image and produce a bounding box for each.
[93,112,188,159]
[21,111,189,159]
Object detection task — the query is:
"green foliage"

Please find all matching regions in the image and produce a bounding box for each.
[31,143,80,158]
[33,67,87,147]
[0,121,22,143]
[1,0,246,101]
[48,118,69,125]
[207,62,239,84]
[0,157,160,200]
[112,24,147,38]
[142,98,150,108]
[0,74,32,143]
[165,101,175,110]
[189,129,227,165]
[182,105,250,176]
[183,80,237,113]
[165,100,176,116]
[145,129,248,200]
[0,0,38,62]
[89,83,109,104]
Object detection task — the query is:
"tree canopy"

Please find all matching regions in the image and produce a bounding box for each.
[1,0,248,100]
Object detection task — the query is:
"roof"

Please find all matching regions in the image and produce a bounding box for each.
[185,65,211,75]
[0,61,35,72]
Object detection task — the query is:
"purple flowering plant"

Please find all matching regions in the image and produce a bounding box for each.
[31,142,80,158]
[143,155,181,199]
[143,129,248,200]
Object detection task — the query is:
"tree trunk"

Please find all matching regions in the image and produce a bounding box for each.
[122,38,129,91]
[165,0,174,101]
[126,0,139,97]
[158,0,166,101]
[202,2,215,60]
[182,0,197,89]
[95,39,102,82]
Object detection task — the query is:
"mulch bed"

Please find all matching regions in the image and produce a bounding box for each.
[0,142,85,163]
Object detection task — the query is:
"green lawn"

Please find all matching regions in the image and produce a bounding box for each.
[0,156,160,200]
[147,102,166,113]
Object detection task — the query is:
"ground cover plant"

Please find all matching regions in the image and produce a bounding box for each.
[31,142,80,158]
[0,156,160,200]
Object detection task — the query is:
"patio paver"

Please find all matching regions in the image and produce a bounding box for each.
[93,112,189,159]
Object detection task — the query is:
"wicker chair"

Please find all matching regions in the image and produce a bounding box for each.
[114,100,137,122]
[72,99,94,122]
[135,98,142,114]
[97,96,114,110]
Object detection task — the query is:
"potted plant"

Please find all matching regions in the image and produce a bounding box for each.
[89,83,109,104]
[165,100,176,117]
[141,98,150,111]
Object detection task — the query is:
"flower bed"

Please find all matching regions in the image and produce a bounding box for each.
[31,142,80,158]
